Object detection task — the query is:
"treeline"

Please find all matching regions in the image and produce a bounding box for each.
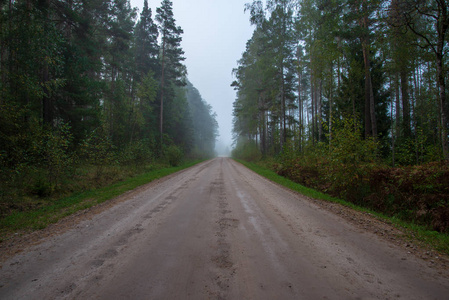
[232,0,449,232]
[0,0,217,203]
[232,0,448,164]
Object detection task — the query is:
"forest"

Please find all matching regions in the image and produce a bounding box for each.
[0,0,218,212]
[232,0,449,232]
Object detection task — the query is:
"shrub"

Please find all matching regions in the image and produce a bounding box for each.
[164,144,184,166]
[119,139,155,168]
[322,117,379,201]
[79,128,116,177]
[35,122,75,187]
[232,138,261,162]
[275,152,449,232]
[394,128,444,166]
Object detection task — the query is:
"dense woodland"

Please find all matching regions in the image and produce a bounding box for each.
[233,0,448,163]
[0,0,218,205]
[232,0,449,232]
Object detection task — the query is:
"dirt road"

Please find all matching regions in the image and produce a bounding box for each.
[0,158,448,299]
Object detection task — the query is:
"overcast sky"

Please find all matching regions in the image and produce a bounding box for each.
[130,0,254,153]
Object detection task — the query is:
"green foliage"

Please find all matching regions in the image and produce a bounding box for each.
[0,0,217,224]
[394,129,443,166]
[328,117,379,164]
[2,1,66,110]
[185,80,218,158]
[80,128,116,177]
[163,143,184,167]
[232,3,297,154]
[268,116,449,233]
[0,112,75,198]
[0,103,32,169]
[31,175,55,198]
[232,138,262,162]
[275,117,383,204]
[234,0,445,164]
[32,123,75,188]
[325,117,379,199]
[395,138,418,166]
[119,139,155,167]
[137,72,158,105]
[134,0,159,77]
[367,163,449,233]
[163,86,194,153]
[273,141,449,233]
[156,0,186,87]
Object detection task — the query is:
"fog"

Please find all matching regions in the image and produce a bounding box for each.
[131,0,254,155]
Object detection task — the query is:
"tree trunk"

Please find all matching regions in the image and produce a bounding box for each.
[298,65,302,152]
[318,79,323,142]
[329,64,333,147]
[311,76,315,146]
[358,0,377,139]
[362,39,377,138]
[159,38,166,149]
[41,0,52,126]
[42,65,52,125]
[281,68,286,150]
[369,73,377,137]
[395,72,401,135]
[259,93,267,156]
[436,1,448,159]
[400,69,411,138]
[391,75,396,167]
[401,0,448,159]
[436,52,448,159]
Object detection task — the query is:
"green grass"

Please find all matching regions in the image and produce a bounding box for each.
[235,159,449,256]
[0,160,203,240]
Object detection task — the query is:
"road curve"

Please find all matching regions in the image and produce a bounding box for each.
[0,157,448,299]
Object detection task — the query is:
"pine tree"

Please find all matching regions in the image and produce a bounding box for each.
[103,0,136,146]
[391,0,449,159]
[134,0,159,80]
[54,0,106,143]
[156,0,186,148]
[242,0,297,153]
[185,80,218,157]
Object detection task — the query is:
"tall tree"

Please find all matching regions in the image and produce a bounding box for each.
[103,0,136,146]
[156,0,186,148]
[346,0,379,138]
[53,0,107,143]
[389,0,449,159]
[0,0,218,185]
[242,0,297,152]
[185,80,218,157]
[267,0,297,148]
[134,0,159,80]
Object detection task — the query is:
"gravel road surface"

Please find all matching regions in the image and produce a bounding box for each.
[0,157,448,299]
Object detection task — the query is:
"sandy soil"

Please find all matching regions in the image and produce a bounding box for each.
[0,157,448,299]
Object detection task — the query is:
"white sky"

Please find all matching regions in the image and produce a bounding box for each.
[130,0,254,153]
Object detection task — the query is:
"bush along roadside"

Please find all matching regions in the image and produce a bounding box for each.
[274,159,449,234]
[263,117,449,234]
[235,159,449,255]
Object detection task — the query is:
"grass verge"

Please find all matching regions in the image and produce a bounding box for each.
[235,159,449,256]
[0,160,203,241]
